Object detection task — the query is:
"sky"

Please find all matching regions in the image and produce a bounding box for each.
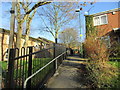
[0,1,119,42]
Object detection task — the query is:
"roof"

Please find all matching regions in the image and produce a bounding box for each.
[38,37,54,43]
[91,8,120,16]
[112,28,120,32]
[0,28,54,44]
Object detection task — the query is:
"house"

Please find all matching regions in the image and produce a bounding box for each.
[0,28,54,61]
[92,8,120,46]
[85,8,120,47]
[85,8,120,57]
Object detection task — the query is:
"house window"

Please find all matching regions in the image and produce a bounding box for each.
[93,14,108,26]
[94,17,100,26]
[101,15,107,24]
[101,36,111,48]
[6,36,9,44]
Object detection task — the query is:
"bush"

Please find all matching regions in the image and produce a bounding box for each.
[86,62,119,88]
[84,28,119,88]
[109,42,120,57]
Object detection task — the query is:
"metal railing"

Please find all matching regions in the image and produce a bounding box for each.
[3,43,67,89]
[24,51,67,88]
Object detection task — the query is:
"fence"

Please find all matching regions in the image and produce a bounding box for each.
[3,43,67,89]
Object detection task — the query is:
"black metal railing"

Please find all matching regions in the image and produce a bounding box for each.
[3,43,67,89]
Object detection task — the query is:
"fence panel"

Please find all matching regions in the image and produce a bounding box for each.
[4,43,67,89]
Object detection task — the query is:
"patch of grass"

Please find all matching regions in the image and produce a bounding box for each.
[108,61,120,68]
[1,58,54,88]
[109,57,120,62]
[86,62,119,88]
[0,61,8,71]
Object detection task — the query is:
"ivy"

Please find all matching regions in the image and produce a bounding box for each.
[85,15,96,38]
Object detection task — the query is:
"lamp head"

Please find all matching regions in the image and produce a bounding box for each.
[84,12,88,15]
[75,9,80,12]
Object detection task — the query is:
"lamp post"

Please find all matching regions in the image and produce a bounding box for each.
[85,6,94,15]
[75,7,83,57]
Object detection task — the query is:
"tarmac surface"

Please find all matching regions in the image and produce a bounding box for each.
[45,55,89,88]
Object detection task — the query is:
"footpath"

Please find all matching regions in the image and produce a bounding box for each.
[45,55,90,88]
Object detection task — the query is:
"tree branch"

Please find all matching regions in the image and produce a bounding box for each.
[26,1,51,14]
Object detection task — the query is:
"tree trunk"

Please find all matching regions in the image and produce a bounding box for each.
[24,8,36,47]
[16,2,22,49]
[16,22,22,48]
[24,16,30,47]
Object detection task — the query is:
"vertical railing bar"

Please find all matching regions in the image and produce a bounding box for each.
[32,57,34,74]
[53,43,56,72]
[47,54,49,73]
[7,49,16,88]
[18,49,21,87]
[40,55,42,81]
[41,57,43,82]
[16,48,19,88]
[25,48,28,80]
[27,47,33,88]
[34,58,36,85]
[45,50,47,75]
[35,58,38,85]
[55,58,57,70]
[22,47,25,87]
[21,48,23,87]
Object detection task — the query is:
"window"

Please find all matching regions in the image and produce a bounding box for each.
[101,15,107,24]
[94,17,100,26]
[6,36,9,44]
[101,36,111,48]
[93,14,108,26]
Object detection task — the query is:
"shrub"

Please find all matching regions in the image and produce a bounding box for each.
[109,42,120,57]
[84,28,119,88]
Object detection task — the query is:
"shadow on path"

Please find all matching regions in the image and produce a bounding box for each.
[45,55,90,88]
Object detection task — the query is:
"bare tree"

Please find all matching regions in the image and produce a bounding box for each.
[58,28,79,48]
[37,2,78,43]
[19,1,37,47]
[15,0,51,48]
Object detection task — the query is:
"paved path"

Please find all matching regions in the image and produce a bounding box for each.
[45,55,89,88]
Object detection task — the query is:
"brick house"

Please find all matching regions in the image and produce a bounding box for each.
[0,28,54,61]
[91,8,120,47]
[85,8,120,48]
[85,8,120,57]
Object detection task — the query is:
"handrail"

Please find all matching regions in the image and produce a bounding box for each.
[14,47,54,60]
[23,51,67,88]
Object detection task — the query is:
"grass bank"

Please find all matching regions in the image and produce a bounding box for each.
[0,58,54,88]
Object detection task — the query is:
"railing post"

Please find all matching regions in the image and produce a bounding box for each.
[53,43,55,58]
[27,47,33,88]
[65,48,67,59]
[55,59,58,70]
[53,43,56,71]
[7,49,16,88]
[63,54,64,60]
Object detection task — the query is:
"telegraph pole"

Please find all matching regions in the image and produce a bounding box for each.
[75,7,83,57]
[8,1,16,49]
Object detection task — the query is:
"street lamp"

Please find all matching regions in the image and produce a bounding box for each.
[85,6,94,15]
[75,7,83,57]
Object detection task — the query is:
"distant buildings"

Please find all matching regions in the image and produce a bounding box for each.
[0,28,54,61]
